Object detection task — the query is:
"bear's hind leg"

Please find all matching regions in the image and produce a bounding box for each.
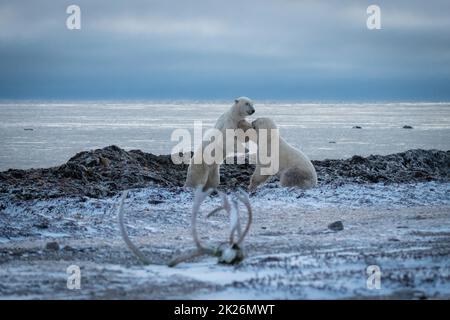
[249,167,270,192]
[204,164,220,189]
[280,166,316,189]
[184,163,209,189]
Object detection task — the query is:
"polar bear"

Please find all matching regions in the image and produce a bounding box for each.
[184,97,255,189]
[238,117,317,191]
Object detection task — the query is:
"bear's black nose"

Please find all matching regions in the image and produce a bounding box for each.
[248,109,255,115]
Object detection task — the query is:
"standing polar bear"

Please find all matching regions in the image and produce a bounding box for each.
[184,97,255,189]
[239,117,317,191]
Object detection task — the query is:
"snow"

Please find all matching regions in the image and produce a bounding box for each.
[0,182,449,299]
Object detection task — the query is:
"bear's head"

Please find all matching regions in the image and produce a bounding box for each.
[232,97,255,119]
[251,117,278,130]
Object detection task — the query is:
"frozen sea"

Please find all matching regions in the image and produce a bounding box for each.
[0,101,449,171]
[1,101,450,299]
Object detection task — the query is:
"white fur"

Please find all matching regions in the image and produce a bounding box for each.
[243,117,317,191]
[184,97,255,189]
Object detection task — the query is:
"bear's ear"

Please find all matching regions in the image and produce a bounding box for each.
[234,99,239,104]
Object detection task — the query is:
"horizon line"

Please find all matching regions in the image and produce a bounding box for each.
[1,98,450,105]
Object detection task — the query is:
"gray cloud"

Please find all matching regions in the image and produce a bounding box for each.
[0,0,449,100]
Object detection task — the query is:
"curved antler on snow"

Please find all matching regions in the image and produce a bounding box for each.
[118,190,152,265]
[118,186,253,267]
[235,189,253,246]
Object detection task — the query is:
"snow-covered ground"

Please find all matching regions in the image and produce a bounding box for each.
[1,182,449,299]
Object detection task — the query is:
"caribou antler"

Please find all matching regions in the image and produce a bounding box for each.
[169,186,253,267]
[118,190,152,265]
[235,188,253,246]
[118,186,253,267]
[190,187,218,256]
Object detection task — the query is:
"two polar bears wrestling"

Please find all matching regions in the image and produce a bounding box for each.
[184,97,255,189]
[184,97,317,191]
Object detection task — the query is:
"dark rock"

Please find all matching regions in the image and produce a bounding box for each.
[260,256,282,263]
[148,199,165,205]
[34,220,49,229]
[352,126,362,129]
[45,241,60,251]
[403,125,413,129]
[0,146,448,201]
[350,155,366,164]
[314,149,450,186]
[328,221,344,231]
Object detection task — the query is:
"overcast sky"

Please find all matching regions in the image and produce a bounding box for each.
[1,0,449,101]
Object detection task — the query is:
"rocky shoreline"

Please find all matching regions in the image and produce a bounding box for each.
[0,146,449,299]
[0,145,449,200]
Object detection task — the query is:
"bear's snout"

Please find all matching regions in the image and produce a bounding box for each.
[248,108,255,115]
